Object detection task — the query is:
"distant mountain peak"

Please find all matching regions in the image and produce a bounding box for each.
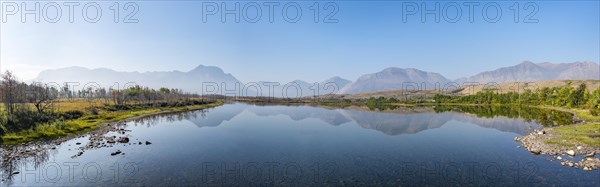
[188,64,225,74]
[519,61,535,65]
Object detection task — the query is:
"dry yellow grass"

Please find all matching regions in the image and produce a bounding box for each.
[52,98,108,112]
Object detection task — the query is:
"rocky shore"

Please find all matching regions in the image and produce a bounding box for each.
[1,121,153,162]
[517,129,600,171]
[0,121,156,181]
[1,104,224,181]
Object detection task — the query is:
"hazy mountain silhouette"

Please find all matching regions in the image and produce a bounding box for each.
[246,77,350,97]
[456,61,600,83]
[34,65,241,94]
[33,61,598,95]
[338,67,451,94]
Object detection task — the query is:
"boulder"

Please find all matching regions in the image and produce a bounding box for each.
[117,137,129,143]
[585,152,595,158]
[530,148,541,154]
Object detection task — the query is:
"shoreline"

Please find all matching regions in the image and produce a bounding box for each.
[516,107,600,171]
[0,102,223,145]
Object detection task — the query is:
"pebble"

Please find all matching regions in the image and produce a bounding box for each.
[585,152,595,157]
[566,150,576,156]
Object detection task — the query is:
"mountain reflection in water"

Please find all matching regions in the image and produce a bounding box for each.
[138,103,572,136]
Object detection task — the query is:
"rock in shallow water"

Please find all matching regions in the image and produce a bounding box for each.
[585,152,595,157]
[110,150,122,156]
[566,150,576,156]
[117,137,129,143]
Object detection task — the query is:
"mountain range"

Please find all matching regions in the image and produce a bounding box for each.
[456,61,599,84]
[32,61,599,95]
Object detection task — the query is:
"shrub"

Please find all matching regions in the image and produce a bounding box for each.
[88,107,99,115]
[591,108,600,116]
[60,110,84,120]
[4,109,54,132]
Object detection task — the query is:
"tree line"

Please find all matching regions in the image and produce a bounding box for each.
[0,70,209,135]
[433,82,600,109]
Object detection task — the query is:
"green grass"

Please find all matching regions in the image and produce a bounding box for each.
[1,101,223,144]
[524,106,600,146]
[544,122,600,146]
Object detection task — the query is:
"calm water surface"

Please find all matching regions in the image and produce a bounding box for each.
[1,103,599,186]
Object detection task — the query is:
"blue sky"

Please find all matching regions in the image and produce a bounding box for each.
[1,1,598,83]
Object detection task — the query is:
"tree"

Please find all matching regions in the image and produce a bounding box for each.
[571,83,587,107]
[28,82,56,113]
[588,87,600,109]
[1,71,18,117]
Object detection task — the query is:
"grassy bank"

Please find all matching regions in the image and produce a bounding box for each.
[536,107,600,147]
[1,100,223,144]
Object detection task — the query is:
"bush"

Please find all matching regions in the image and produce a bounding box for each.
[591,108,600,116]
[88,107,99,115]
[103,104,131,111]
[60,110,84,120]
[0,109,52,133]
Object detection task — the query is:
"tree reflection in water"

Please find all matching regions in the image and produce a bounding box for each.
[368,104,575,127]
[1,143,50,181]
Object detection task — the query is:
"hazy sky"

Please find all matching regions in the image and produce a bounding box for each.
[1,1,598,83]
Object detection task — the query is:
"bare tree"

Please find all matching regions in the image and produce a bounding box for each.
[1,71,18,117]
[28,82,56,113]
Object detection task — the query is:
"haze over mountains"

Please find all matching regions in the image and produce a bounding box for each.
[32,61,599,96]
[338,67,451,94]
[456,61,600,84]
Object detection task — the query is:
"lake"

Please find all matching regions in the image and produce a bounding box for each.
[1,103,599,186]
